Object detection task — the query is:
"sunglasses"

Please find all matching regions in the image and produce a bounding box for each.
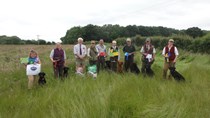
[91,43,95,44]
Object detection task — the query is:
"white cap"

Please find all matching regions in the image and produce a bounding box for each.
[126,38,131,42]
[112,40,117,44]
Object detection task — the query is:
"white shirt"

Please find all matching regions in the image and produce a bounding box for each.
[140,45,156,54]
[162,46,179,56]
[74,44,87,58]
[96,44,106,53]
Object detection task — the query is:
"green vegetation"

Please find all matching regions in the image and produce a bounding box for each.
[0,45,210,117]
[61,24,205,44]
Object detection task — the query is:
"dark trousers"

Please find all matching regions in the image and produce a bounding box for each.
[97,56,105,73]
[110,56,118,72]
[54,64,64,79]
[141,57,154,73]
[124,56,134,72]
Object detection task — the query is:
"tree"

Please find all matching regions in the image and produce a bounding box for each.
[185,27,203,38]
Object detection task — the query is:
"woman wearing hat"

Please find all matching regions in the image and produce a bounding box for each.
[108,40,120,72]
[162,39,179,80]
[140,38,156,75]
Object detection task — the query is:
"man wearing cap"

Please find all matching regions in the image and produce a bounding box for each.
[108,40,120,72]
[123,38,136,72]
[96,39,107,72]
[74,37,87,72]
[140,38,156,74]
[162,39,179,79]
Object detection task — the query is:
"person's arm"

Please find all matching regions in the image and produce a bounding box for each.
[83,45,87,58]
[50,49,55,62]
[63,50,66,65]
[38,58,41,64]
[129,45,136,55]
[108,48,110,56]
[118,48,120,61]
[87,48,90,57]
[174,47,179,63]
[162,47,166,57]
[153,47,156,59]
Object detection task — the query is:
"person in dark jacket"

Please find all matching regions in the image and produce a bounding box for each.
[123,38,136,72]
[50,42,66,79]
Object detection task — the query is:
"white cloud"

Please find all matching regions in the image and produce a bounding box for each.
[0,0,210,42]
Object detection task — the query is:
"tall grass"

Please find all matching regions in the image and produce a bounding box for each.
[0,45,210,118]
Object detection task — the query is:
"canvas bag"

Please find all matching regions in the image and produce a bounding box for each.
[26,64,41,75]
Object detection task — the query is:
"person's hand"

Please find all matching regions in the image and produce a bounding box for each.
[143,53,148,56]
[173,60,176,63]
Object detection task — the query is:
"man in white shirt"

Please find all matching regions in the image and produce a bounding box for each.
[96,39,107,72]
[162,39,179,80]
[74,38,87,72]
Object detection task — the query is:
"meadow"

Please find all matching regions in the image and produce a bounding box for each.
[0,45,210,118]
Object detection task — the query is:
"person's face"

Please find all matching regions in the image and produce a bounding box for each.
[127,41,131,45]
[112,42,116,46]
[78,40,83,44]
[99,40,104,45]
[30,52,37,58]
[56,43,61,49]
[168,41,173,46]
[91,41,95,47]
[146,41,150,45]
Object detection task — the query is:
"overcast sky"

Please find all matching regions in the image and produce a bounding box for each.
[0,0,210,42]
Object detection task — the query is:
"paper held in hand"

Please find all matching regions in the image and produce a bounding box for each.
[26,64,41,75]
[146,54,153,62]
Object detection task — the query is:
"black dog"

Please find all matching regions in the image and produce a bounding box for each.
[63,67,69,78]
[144,59,155,77]
[169,67,185,81]
[130,63,140,74]
[105,60,111,70]
[38,72,46,85]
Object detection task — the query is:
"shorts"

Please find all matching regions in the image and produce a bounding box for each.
[76,58,85,66]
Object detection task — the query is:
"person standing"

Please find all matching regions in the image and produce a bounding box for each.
[123,38,136,72]
[87,40,98,65]
[108,40,120,72]
[96,39,107,72]
[162,39,179,80]
[140,38,156,74]
[50,42,66,79]
[27,50,41,89]
[73,37,87,72]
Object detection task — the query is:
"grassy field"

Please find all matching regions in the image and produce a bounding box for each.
[0,45,210,118]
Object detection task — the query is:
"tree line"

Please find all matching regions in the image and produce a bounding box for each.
[0,35,55,45]
[60,24,205,44]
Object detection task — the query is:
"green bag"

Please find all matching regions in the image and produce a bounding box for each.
[88,65,97,73]
[20,57,29,64]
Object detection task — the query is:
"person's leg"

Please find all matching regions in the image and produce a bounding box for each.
[97,57,101,73]
[101,57,105,70]
[163,62,169,79]
[141,59,146,74]
[128,56,134,72]
[58,65,64,79]
[28,75,34,89]
[124,58,129,72]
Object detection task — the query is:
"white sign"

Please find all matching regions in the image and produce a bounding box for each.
[26,64,41,75]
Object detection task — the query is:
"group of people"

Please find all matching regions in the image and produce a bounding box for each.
[26,37,179,89]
